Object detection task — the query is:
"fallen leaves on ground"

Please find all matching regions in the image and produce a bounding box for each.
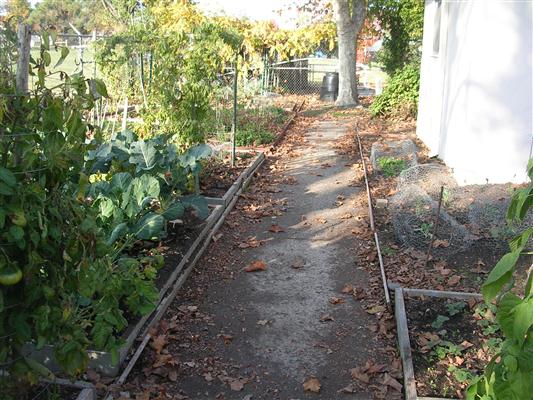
[268,224,285,233]
[382,373,402,392]
[229,378,248,391]
[329,296,345,305]
[448,275,462,286]
[366,304,386,314]
[244,260,267,272]
[303,377,321,393]
[341,283,354,294]
[238,236,264,248]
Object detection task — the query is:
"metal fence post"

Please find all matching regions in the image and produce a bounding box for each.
[231,53,238,167]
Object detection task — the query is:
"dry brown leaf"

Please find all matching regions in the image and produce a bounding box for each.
[320,314,334,322]
[350,367,370,383]
[329,296,345,305]
[382,373,402,392]
[340,213,353,220]
[244,260,267,272]
[303,377,321,393]
[168,369,178,382]
[448,275,462,286]
[433,239,450,248]
[366,305,386,314]
[341,283,354,294]
[229,378,247,391]
[317,218,328,224]
[150,335,167,353]
[268,224,285,233]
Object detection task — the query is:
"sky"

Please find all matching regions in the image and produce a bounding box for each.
[196,0,298,28]
[21,0,299,29]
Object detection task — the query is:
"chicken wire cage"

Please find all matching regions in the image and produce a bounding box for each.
[389,185,473,257]
[391,162,532,256]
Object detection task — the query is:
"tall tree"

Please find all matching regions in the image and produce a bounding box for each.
[29,0,113,33]
[3,0,31,21]
[332,0,367,107]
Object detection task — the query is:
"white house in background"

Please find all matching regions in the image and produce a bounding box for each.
[417,0,532,184]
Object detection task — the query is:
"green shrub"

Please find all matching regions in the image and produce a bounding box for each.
[371,63,420,118]
[377,157,407,177]
[235,129,276,147]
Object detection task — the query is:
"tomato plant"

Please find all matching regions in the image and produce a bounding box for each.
[467,159,533,400]
[0,25,162,397]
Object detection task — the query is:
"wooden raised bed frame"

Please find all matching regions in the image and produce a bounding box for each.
[394,287,483,400]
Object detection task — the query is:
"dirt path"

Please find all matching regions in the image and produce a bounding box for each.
[123,119,398,399]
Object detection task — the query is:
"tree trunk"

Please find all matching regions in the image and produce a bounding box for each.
[333,0,367,107]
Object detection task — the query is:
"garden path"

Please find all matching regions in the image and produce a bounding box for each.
[128,120,387,399]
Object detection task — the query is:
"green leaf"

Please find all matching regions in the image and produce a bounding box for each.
[41,33,50,51]
[512,298,533,345]
[482,250,521,302]
[54,46,69,68]
[42,51,51,67]
[0,182,14,196]
[9,225,25,241]
[498,293,522,338]
[107,222,129,245]
[162,203,185,220]
[132,175,160,206]
[134,213,165,240]
[0,167,16,187]
[187,144,212,159]
[129,141,158,171]
[90,78,109,99]
[110,172,133,194]
[24,357,55,379]
[0,290,3,313]
[98,198,115,219]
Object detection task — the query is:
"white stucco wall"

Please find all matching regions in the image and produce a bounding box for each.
[417,0,533,184]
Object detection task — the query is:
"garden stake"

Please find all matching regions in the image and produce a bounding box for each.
[424,185,445,268]
[355,125,391,308]
[231,52,238,167]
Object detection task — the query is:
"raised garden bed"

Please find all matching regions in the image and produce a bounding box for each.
[23,205,224,377]
[394,287,499,400]
[203,151,265,208]
[23,152,266,378]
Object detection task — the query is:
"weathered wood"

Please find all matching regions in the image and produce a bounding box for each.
[403,288,482,301]
[16,23,31,94]
[395,288,418,400]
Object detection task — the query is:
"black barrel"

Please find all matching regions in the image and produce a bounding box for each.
[320,72,339,102]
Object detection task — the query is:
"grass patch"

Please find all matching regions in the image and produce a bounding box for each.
[377,157,407,177]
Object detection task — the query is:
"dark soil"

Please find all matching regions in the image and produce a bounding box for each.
[405,296,500,399]
[120,210,212,338]
[200,152,257,198]
[10,382,81,400]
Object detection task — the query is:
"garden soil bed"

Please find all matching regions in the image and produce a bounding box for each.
[18,380,95,400]
[200,152,258,198]
[405,295,500,399]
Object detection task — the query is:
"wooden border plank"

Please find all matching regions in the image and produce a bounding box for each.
[395,287,418,400]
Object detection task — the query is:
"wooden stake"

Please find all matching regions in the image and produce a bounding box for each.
[16,23,30,94]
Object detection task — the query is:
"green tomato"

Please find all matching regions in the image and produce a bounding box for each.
[0,262,23,286]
